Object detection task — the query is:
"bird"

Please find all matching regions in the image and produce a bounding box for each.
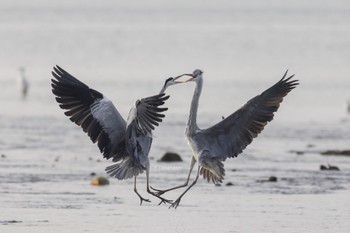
[152,69,299,208]
[51,65,186,205]
[17,67,29,98]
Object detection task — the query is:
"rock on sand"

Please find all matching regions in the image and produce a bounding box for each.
[90,176,110,186]
[158,152,183,162]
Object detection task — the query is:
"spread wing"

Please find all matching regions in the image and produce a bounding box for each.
[51,65,127,162]
[135,93,169,134]
[125,93,169,158]
[105,93,169,179]
[199,70,299,159]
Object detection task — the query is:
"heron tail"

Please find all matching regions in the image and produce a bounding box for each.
[199,152,225,184]
[105,158,144,180]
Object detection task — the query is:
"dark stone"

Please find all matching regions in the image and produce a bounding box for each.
[225,182,234,186]
[90,172,96,176]
[289,150,305,155]
[328,165,340,171]
[1,220,23,224]
[257,176,278,183]
[158,152,183,162]
[1,154,6,158]
[320,150,350,156]
[320,164,340,171]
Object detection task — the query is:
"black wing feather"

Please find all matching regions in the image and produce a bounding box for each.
[135,93,169,134]
[51,65,127,161]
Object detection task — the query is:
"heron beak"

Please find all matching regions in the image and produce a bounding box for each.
[173,74,193,83]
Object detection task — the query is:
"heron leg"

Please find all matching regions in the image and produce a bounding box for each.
[169,165,200,209]
[151,156,197,196]
[134,176,151,205]
[145,165,173,205]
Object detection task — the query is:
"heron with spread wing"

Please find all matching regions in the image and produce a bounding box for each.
[51,66,185,204]
[152,69,299,208]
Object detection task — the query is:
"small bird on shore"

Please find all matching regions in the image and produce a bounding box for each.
[152,69,299,208]
[51,66,186,205]
[17,67,29,99]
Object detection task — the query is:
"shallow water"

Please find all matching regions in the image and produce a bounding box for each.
[1,0,350,232]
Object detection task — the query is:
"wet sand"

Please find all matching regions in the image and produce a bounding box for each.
[1,0,350,232]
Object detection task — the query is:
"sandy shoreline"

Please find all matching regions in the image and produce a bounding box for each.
[1,184,349,233]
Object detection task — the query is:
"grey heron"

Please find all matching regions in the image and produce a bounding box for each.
[51,65,185,205]
[153,69,299,208]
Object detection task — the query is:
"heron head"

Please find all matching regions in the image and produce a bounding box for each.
[19,67,25,73]
[163,77,176,88]
[160,74,189,93]
[179,69,203,82]
[162,74,187,87]
[162,70,203,88]
[192,69,203,77]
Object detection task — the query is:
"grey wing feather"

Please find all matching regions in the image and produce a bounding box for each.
[200,70,299,159]
[106,93,169,179]
[135,93,170,134]
[51,65,128,162]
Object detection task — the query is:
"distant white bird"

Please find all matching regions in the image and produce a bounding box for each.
[347,99,350,113]
[153,69,299,208]
[17,67,29,98]
[51,65,186,204]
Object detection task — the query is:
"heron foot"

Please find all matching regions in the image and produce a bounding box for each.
[150,186,166,196]
[136,193,151,205]
[147,189,172,205]
[139,197,151,205]
[169,197,182,209]
[156,196,173,205]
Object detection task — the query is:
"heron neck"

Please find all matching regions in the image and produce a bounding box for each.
[159,86,166,94]
[187,77,202,134]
